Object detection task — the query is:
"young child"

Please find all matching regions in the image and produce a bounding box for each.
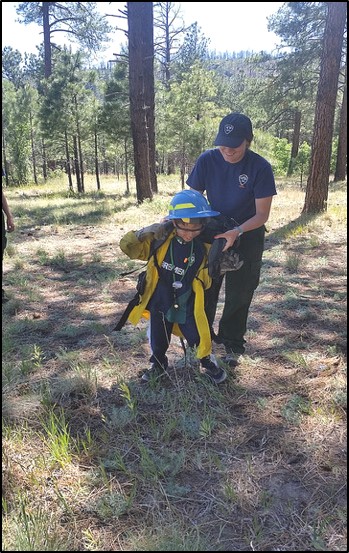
[119,189,227,384]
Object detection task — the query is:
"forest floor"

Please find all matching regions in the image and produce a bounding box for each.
[2,176,347,551]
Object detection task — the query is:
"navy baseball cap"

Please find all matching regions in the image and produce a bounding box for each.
[214,113,253,148]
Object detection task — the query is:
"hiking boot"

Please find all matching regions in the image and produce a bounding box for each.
[141,364,166,382]
[200,355,227,384]
[223,350,243,368]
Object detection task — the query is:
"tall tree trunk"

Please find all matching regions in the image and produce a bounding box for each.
[42,138,48,181]
[164,12,171,89]
[143,4,157,193]
[334,66,347,181]
[64,131,73,191]
[29,108,38,185]
[124,137,130,195]
[2,120,9,187]
[78,134,84,192]
[303,2,346,214]
[287,109,301,176]
[180,148,186,189]
[128,2,153,203]
[94,127,101,191]
[74,96,84,193]
[73,135,82,192]
[42,2,52,78]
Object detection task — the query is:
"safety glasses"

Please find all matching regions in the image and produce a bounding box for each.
[173,221,204,233]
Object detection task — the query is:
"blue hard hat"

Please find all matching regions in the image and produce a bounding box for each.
[168,189,220,221]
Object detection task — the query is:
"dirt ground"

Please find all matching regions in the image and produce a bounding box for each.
[2,211,347,551]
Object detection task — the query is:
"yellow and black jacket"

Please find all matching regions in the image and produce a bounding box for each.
[119,230,212,358]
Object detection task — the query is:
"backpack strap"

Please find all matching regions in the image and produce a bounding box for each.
[113,293,141,331]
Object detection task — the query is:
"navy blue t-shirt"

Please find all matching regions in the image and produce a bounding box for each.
[147,236,204,316]
[187,148,277,224]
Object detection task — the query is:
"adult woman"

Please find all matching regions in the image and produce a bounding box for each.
[187,113,277,366]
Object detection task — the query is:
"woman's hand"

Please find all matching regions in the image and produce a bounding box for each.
[6,215,15,232]
[214,229,240,252]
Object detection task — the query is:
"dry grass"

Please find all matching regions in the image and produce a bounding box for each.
[2,175,347,551]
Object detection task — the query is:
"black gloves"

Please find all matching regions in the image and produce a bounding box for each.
[220,249,244,274]
[135,221,173,242]
[208,238,244,279]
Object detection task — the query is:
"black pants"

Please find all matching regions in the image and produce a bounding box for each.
[205,225,265,354]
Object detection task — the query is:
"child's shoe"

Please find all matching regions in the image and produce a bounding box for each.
[141,364,166,382]
[200,355,227,384]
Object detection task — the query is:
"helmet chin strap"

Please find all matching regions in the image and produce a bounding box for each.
[175,235,188,245]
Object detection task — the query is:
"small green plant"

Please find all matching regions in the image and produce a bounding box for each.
[4,243,16,257]
[93,490,133,519]
[119,381,137,412]
[75,426,96,458]
[19,344,45,376]
[73,362,98,390]
[285,253,301,272]
[14,258,25,270]
[283,351,309,369]
[102,451,131,475]
[199,413,215,438]
[19,358,34,376]
[55,347,81,367]
[333,389,347,409]
[52,249,68,267]
[36,248,50,265]
[91,252,102,263]
[2,494,68,551]
[222,480,239,503]
[160,417,178,443]
[256,397,268,409]
[56,324,88,338]
[2,361,16,385]
[138,442,161,480]
[82,528,101,551]
[309,235,320,247]
[41,408,73,467]
[282,394,312,424]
